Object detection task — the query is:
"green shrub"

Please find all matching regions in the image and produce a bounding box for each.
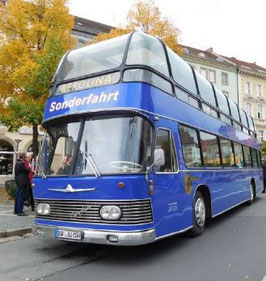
[5,180,17,199]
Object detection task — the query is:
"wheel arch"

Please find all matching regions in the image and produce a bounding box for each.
[250,177,256,196]
[195,184,212,218]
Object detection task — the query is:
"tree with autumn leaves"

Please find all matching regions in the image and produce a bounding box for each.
[93,0,182,54]
[0,0,75,157]
[0,0,181,157]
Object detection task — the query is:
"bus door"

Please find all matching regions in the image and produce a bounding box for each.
[148,121,185,237]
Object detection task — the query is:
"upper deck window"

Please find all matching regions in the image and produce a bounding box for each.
[56,34,130,81]
[247,115,255,131]
[126,32,169,77]
[215,88,230,115]
[167,47,197,95]
[239,109,248,128]
[195,71,216,107]
[228,100,240,122]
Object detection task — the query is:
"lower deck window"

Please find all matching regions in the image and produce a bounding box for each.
[179,125,202,167]
[200,132,220,167]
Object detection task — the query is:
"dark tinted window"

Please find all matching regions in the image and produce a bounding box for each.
[229,100,240,122]
[167,48,197,95]
[179,125,202,167]
[155,129,177,172]
[195,72,216,107]
[215,88,230,114]
[127,32,169,77]
[220,138,233,166]
[257,151,262,167]
[251,148,258,168]
[243,146,252,166]
[123,69,172,94]
[200,132,220,167]
[233,143,244,167]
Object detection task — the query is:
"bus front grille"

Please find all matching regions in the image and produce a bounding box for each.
[35,199,153,225]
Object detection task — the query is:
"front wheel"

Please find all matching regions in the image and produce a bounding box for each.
[188,191,206,237]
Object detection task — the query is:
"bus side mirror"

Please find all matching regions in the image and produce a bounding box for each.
[154,148,165,167]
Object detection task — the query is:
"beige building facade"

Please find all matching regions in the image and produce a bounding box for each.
[238,67,266,143]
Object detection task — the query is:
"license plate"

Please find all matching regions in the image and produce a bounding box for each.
[55,229,82,241]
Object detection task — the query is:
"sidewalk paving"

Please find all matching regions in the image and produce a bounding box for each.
[0,188,34,240]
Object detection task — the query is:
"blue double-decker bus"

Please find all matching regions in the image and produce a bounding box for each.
[33,32,263,245]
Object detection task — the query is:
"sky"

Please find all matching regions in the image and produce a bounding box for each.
[69,0,266,67]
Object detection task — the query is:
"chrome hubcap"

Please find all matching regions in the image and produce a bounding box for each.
[195,198,206,227]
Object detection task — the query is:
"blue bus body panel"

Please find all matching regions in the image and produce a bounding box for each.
[44,82,260,149]
[36,82,263,239]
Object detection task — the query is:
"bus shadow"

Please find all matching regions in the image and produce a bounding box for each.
[206,196,263,229]
[93,197,264,265]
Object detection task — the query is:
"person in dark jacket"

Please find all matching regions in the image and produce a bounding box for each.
[14,153,30,216]
[263,157,266,193]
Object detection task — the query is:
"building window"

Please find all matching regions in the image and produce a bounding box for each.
[200,68,207,79]
[209,70,216,83]
[257,84,262,97]
[259,130,264,142]
[222,72,228,85]
[258,104,263,119]
[246,102,252,116]
[0,140,15,176]
[245,81,251,95]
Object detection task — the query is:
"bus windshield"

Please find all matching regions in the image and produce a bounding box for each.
[56,34,130,81]
[39,115,153,176]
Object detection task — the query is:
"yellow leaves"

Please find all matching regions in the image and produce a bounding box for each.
[0,0,74,128]
[92,28,132,44]
[92,0,182,55]
[0,0,74,51]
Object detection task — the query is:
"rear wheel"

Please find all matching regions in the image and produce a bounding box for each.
[247,183,255,205]
[188,191,206,237]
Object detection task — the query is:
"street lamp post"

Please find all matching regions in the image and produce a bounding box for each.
[14,139,22,160]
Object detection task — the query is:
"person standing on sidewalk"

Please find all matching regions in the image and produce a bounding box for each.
[263,157,266,193]
[24,154,35,211]
[14,153,30,216]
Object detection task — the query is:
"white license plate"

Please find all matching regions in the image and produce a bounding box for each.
[55,229,82,240]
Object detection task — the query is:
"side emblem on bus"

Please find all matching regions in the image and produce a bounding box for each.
[48,184,96,193]
[184,174,198,195]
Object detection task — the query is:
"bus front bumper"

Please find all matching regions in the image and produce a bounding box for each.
[32,224,156,246]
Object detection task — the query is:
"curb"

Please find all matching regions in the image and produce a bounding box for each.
[0,227,32,238]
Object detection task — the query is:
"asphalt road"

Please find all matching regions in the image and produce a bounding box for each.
[2,194,266,281]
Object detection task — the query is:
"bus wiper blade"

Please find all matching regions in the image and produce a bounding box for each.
[82,151,101,178]
[35,162,47,179]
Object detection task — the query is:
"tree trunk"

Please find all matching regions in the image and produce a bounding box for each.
[32,124,39,159]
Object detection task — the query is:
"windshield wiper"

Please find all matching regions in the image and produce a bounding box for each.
[82,151,101,178]
[34,162,47,179]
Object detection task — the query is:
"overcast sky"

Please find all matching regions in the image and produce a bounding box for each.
[69,0,266,67]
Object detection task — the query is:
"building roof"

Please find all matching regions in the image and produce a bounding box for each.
[223,56,266,73]
[181,45,234,68]
[73,15,113,36]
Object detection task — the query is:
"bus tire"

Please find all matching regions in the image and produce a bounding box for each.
[188,191,206,237]
[246,182,255,205]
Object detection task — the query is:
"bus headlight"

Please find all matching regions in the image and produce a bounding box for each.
[36,203,50,215]
[100,206,122,220]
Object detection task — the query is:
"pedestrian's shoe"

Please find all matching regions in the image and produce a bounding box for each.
[17,213,28,216]
[24,200,31,207]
